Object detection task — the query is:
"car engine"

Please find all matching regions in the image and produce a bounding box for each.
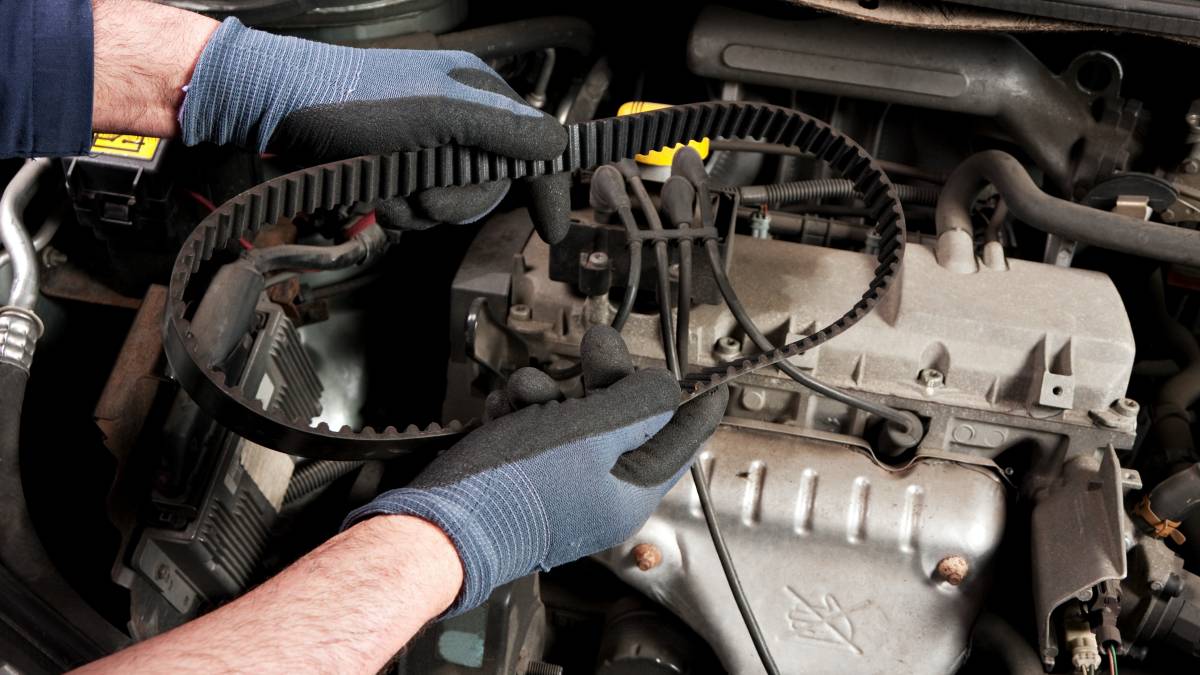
[6,1,1200,674]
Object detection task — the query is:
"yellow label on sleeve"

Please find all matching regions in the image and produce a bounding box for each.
[90,134,161,160]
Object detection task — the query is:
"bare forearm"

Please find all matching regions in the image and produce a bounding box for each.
[91,0,219,136]
[74,515,463,674]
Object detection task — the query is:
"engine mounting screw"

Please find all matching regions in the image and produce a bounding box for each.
[713,336,741,359]
[587,251,609,268]
[1151,580,1164,592]
[918,368,945,389]
[1076,588,1095,602]
[510,304,532,321]
[1183,158,1200,175]
[155,564,170,581]
[1163,208,1178,221]
[936,555,969,586]
[1114,398,1139,417]
[632,543,662,571]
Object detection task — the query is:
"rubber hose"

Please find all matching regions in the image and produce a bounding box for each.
[616,161,680,377]
[1149,463,1200,524]
[739,178,940,208]
[937,150,1200,266]
[1150,269,1200,468]
[971,613,1044,675]
[284,460,364,506]
[0,363,122,663]
[611,208,642,333]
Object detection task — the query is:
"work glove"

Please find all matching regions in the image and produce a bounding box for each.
[179,18,571,241]
[344,326,728,616]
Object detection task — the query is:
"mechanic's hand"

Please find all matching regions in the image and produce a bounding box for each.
[344,326,727,616]
[179,18,571,241]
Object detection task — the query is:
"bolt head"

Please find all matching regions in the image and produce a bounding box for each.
[510,304,532,321]
[741,387,767,411]
[936,555,969,586]
[918,368,945,388]
[1182,158,1200,175]
[713,336,741,358]
[1187,112,1200,129]
[632,543,662,571]
[1114,397,1139,417]
[587,251,609,268]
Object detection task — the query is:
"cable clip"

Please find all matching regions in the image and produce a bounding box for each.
[1134,494,1187,544]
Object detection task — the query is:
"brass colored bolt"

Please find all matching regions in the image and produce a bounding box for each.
[632,543,662,571]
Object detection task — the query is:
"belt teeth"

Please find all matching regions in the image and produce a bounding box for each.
[164,101,906,454]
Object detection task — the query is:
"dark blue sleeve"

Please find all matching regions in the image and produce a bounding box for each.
[0,0,94,158]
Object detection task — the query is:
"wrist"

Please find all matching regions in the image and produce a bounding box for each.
[92,0,218,136]
[345,476,550,617]
[351,514,464,617]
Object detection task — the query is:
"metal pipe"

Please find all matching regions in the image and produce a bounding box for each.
[0,159,50,309]
[0,212,60,271]
[937,150,1200,266]
[525,48,556,109]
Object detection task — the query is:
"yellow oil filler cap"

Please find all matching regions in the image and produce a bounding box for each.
[617,101,710,166]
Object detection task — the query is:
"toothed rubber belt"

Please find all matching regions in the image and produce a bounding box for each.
[165,102,906,460]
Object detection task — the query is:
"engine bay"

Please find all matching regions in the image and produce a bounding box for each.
[6,1,1200,673]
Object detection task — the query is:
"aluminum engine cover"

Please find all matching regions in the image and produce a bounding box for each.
[596,421,1007,675]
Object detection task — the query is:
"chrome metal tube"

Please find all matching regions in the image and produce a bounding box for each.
[0,159,50,309]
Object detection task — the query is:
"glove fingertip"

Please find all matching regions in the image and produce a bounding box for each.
[506,367,561,409]
[580,325,634,391]
[527,172,572,244]
[484,390,513,421]
[629,368,684,412]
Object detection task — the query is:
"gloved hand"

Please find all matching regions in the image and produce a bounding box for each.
[344,326,728,616]
[179,18,571,241]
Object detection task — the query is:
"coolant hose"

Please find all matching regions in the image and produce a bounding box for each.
[936,150,1200,266]
[1148,463,1200,525]
[971,613,1045,675]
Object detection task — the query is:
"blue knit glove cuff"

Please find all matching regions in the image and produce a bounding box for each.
[343,469,550,617]
[182,18,365,150]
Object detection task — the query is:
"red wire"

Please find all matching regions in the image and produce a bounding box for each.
[344,210,377,238]
[187,190,217,213]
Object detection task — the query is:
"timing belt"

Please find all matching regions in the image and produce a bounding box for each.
[164,101,906,460]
